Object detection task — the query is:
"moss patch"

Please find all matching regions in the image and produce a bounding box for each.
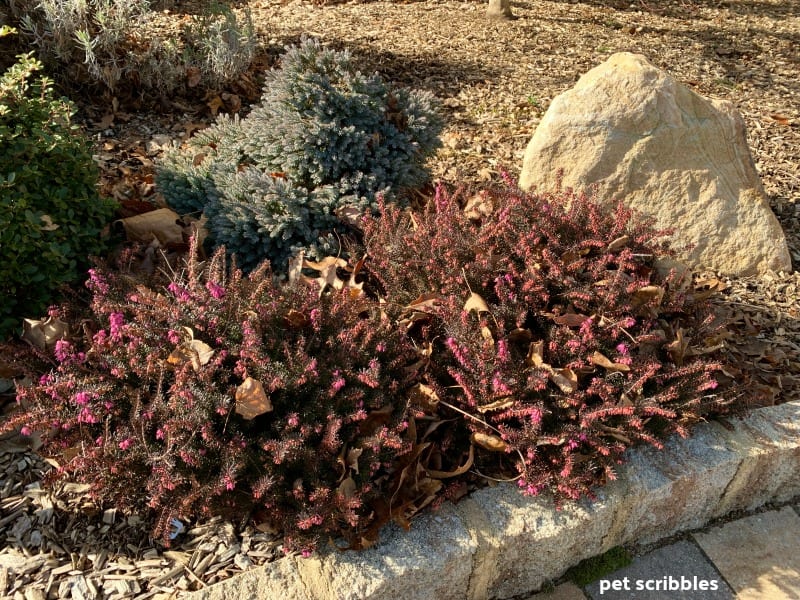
[564,546,633,587]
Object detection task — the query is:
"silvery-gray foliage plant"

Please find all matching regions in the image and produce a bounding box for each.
[157,37,442,271]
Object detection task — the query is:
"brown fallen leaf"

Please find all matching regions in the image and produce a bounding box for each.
[526,340,545,367]
[235,377,272,420]
[464,292,490,314]
[591,351,631,372]
[427,445,474,479]
[471,432,508,452]
[549,367,578,393]
[407,383,440,412]
[552,312,590,327]
[22,316,69,351]
[476,397,515,413]
[606,235,631,252]
[666,327,689,366]
[117,208,184,246]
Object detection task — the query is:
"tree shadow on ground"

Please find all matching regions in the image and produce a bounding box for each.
[267,33,507,97]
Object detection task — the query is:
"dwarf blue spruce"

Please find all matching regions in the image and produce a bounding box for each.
[157,38,442,271]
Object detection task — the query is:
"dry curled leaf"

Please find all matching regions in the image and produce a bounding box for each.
[464,292,490,314]
[552,312,590,327]
[22,316,69,350]
[590,351,631,372]
[526,340,545,367]
[407,383,440,412]
[606,235,631,252]
[235,377,272,419]
[549,367,578,393]
[666,327,689,366]
[117,208,183,246]
[471,432,508,452]
[476,397,515,413]
[166,331,214,371]
[427,445,474,479]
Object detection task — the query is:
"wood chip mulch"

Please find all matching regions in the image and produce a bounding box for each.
[1,0,798,597]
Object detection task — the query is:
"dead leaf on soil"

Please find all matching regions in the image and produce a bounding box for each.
[117,208,183,246]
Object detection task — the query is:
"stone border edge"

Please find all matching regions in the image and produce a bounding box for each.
[190,400,800,600]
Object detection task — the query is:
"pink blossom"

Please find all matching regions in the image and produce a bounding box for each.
[156,428,165,440]
[73,391,91,406]
[118,438,133,451]
[167,329,181,344]
[616,343,629,355]
[20,426,31,436]
[77,408,98,424]
[86,268,109,294]
[496,339,509,361]
[167,282,191,303]
[54,340,72,362]
[109,312,125,340]
[206,281,226,299]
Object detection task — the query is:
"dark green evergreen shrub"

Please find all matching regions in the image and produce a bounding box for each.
[157,37,442,271]
[0,46,116,336]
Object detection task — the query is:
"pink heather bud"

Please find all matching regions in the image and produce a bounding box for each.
[54,340,72,362]
[206,281,226,299]
[156,428,165,440]
[118,438,133,451]
[20,426,32,436]
[616,343,629,355]
[167,329,181,344]
[109,312,125,340]
[167,282,191,303]
[86,268,109,294]
[73,391,91,406]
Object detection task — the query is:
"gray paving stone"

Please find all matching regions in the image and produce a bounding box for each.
[583,541,734,600]
[693,506,800,600]
[528,582,588,599]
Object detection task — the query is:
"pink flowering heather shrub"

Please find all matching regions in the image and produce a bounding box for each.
[4,240,417,552]
[360,182,732,503]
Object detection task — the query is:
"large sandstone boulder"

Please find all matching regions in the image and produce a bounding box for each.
[518,52,791,276]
